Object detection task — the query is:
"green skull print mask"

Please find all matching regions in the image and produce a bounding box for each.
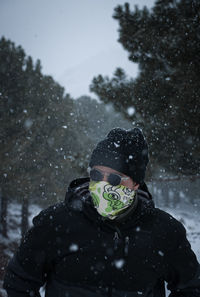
[89,181,136,220]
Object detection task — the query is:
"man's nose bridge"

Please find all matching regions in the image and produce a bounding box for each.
[100,171,109,182]
[102,174,108,182]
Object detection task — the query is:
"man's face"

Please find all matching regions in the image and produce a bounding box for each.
[91,165,139,190]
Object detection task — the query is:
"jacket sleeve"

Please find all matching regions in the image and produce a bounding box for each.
[163,217,200,297]
[3,209,56,297]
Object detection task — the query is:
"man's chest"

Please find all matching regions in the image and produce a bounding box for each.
[52,223,164,290]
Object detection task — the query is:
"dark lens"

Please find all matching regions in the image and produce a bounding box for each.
[108,174,121,186]
[90,169,103,181]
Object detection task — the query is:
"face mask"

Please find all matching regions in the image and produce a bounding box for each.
[89,181,136,220]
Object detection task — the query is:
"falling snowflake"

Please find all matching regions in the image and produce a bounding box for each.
[114,142,120,148]
[69,243,79,252]
[158,250,164,256]
[114,259,125,269]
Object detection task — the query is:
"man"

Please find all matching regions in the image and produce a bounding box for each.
[3,128,200,297]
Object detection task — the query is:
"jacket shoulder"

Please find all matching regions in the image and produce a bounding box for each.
[152,208,187,247]
[154,208,186,231]
[32,202,69,227]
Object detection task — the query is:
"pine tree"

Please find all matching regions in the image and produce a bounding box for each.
[90,0,200,176]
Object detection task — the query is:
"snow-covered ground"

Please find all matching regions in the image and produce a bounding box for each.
[164,205,200,261]
[0,203,42,258]
[0,203,42,297]
[0,201,200,296]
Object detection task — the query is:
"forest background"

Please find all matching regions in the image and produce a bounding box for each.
[0,0,200,256]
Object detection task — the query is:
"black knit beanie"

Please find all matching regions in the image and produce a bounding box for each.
[89,128,149,184]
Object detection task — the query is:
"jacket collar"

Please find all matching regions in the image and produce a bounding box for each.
[65,177,155,229]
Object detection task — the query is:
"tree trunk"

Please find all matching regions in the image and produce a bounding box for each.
[162,184,170,207]
[21,195,29,238]
[0,189,8,238]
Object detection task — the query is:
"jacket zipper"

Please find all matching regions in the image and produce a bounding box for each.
[113,226,121,250]
[108,286,112,297]
[124,236,129,256]
[110,227,130,296]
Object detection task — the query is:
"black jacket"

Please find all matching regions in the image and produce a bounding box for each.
[3,178,200,297]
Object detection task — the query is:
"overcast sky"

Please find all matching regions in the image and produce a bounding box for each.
[0,0,155,98]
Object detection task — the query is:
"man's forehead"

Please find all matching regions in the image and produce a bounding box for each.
[93,165,128,177]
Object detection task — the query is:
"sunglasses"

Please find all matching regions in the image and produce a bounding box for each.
[89,168,129,186]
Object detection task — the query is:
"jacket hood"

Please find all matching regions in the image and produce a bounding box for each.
[65,177,155,229]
